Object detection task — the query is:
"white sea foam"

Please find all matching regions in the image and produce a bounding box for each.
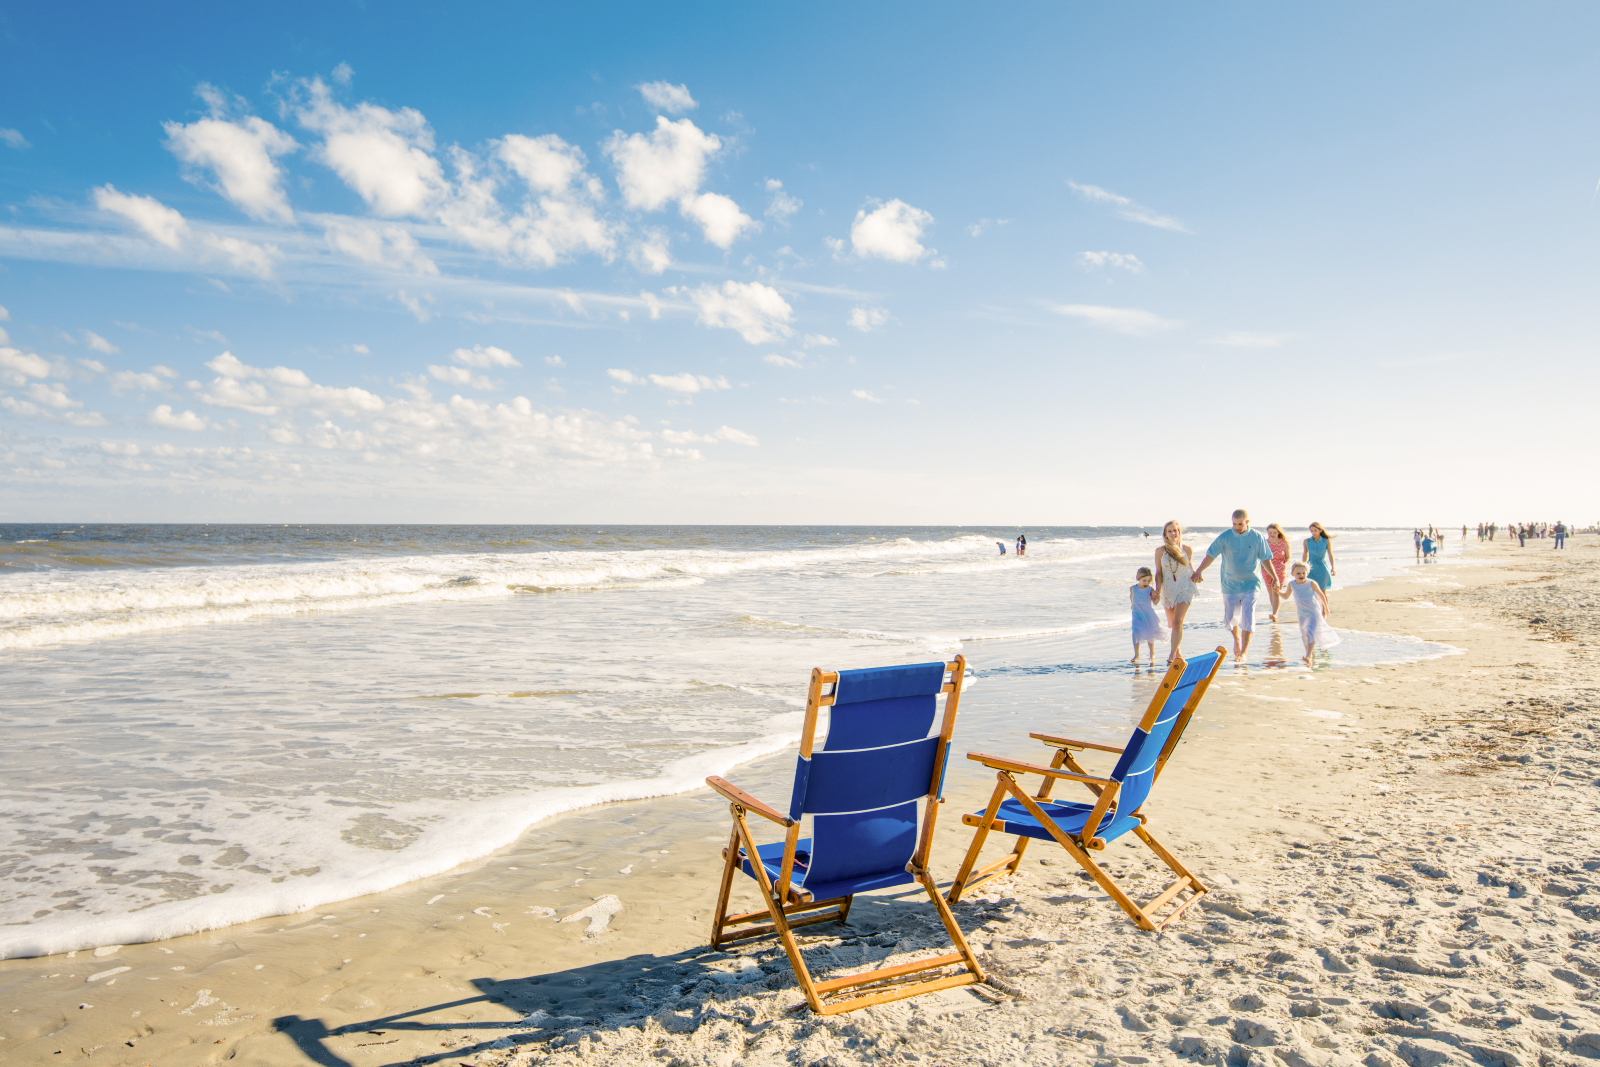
[0,732,797,959]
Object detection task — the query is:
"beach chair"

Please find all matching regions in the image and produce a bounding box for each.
[705,657,985,1015]
[947,647,1226,931]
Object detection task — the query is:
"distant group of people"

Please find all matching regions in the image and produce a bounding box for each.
[1413,526,1444,560]
[997,533,1026,556]
[1131,510,1338,668]
[1474,521,1569,549]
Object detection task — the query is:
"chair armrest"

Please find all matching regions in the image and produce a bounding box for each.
[1029,732,1125,754]
[706,776,793,826]
[965,752,1116,786]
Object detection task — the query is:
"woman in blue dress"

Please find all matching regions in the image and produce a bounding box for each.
[1302,522,1336,604]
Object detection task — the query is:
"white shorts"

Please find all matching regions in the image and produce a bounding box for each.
[1222,592,1257,633]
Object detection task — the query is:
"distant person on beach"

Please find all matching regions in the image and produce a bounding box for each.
[1191,509,1277,660]
[1422,533,1436,559]
[1154,520,1199,663]
[1263,523,1291,622]
[1555,521,1567,549]
[1413,528,1423,560]
[1129,567,1162,665]
[1304,522,1336,603]
[1288,560,1340,665]
[1016,533,1026,557]
[996,541,1006,555]
[1518,524,1526,547]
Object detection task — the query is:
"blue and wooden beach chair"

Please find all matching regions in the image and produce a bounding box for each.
[947,648,1226,931]
[706,657,984,1014]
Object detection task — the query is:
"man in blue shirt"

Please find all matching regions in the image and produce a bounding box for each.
[1191,508,1278,660]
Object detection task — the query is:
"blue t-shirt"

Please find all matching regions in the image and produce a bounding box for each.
[1206,528,1273,594]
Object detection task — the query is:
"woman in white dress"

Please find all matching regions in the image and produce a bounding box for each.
[1152,519,1200,663]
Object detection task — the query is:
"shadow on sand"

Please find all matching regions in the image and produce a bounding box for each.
[272,887,974,1067]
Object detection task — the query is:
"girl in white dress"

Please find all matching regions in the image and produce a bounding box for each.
[1152,519,1199,663]
[1288,560,1341,664]
[1130,567,1164,664]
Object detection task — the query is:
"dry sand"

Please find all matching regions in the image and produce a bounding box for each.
[4,534,1599,1066]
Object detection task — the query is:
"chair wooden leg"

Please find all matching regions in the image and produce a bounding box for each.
[733,813,825,1013]
[1132,823,1208,929]
[917,868,984,981]
[998,775,1159,932]
[708,817,743,949]
[947,776,1009,903]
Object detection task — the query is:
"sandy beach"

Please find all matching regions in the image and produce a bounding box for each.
[4,533,1598,1066]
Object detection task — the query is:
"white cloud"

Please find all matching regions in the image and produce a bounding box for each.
[630,230,672,274]
[0,305,9,320]
[1078,250,1144,273]
[163,88,299,223]
[440,140,615,268]
[660,424,757,446]
[497,134,588,194]
[323,218,438,274]
[852,389,883,403]
[544,355,566,367]
[93,185,190,249]
[1211,331,1292,348]
[690,281,793,344]
[83,330,120,354]
[679,191,755,248]
[0,395,107,426]
[640,291,664,320]
[109,367,176,394]
[193,351,385,417]
[606,116,720,211]
[0,346,54,385]
[92,185,280,278]
[396,290,433,322]
[428,364,493,390]
[26,382,82,409]
[802,334,838,348]
[764,353,801,368]
[1067,181,1190,233]
[1049,303,1179,336]
[449,344,519,369]
[649,372,729,394]
[148,404,211,431]
[1,128,29,149]
[765,179,801,222]
[848,306,889,332]
[637,81,697,114]
[850,199,934,263]
[351,343,369,354]
[605,116,752,248]
[294,77,448,218]
[967,218,1009,237]
[607,368,730,394]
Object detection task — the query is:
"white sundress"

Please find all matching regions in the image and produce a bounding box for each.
[1290,579,1341,650]
[1130,584,1166,643]
[1158,548,1197,608]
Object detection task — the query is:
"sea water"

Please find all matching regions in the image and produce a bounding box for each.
[0,525,1460,957]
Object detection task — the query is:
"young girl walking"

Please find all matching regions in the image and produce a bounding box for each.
[1263,523,1291,621]
[1288,560,1340,664]
[1130,566,1164,665]
[1152,520,1198,663]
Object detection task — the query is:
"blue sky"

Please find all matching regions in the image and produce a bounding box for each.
[1,3,1595,525]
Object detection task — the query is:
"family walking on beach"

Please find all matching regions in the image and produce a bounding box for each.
[1134,510,1338,667]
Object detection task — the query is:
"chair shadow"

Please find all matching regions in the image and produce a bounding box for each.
[272,889,960,1067]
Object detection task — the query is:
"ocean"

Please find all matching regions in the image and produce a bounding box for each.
[0,524,1461,958]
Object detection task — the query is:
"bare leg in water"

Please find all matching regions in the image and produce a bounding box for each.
[1165,600,1191,663]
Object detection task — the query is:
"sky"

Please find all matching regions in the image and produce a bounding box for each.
[0,2,1596,525]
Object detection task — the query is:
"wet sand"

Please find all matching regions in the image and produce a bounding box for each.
[4,533,1598,1066]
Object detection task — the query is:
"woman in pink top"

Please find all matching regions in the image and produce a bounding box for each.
[1262,523,1291,622]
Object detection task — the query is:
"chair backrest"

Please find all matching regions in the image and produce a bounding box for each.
[1106,649,1224,815]
[786,661,956,889]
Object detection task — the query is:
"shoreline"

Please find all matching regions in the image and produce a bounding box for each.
[3,534,1597,1065]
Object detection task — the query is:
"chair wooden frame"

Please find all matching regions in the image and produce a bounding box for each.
[705,656,985,1015]
[946,647,1226,932]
